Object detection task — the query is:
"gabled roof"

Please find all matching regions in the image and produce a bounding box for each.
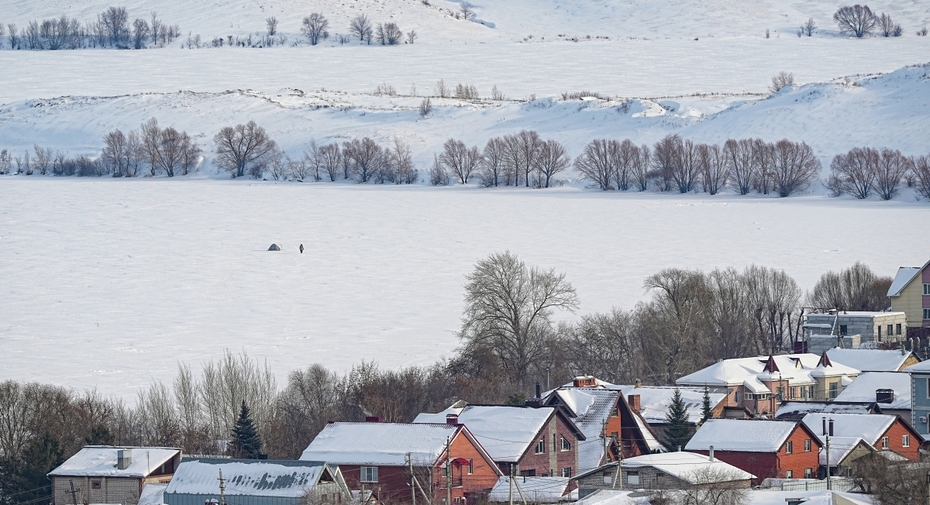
[299,422,462,466]
[488,477,574,503]
[620,451,755,484]
[888,261,929,297]
[685,419,803,453]
[415,405,584,464]
[676,354,860,393]
[905,359,930,373]
[775,401,878,421]
[800,413,907,447]
[833,372,911,410]
[48,446,180,478]
[818,437,874,467]
[612,385,727,425]
[826,348,917,373]
[544,388,621,472]
[165,459,335,498]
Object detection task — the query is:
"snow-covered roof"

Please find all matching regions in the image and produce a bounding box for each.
[888,265,925,297]
[801,413,898,446]
[412,404,465,424]
[775,402,876,420]
[826,348,915,373]
[416,405,567,463]
[488,477,574,503]
[685,419,800,453]
[165,459,332,498]
[138,483,167,505]
[676,354,858,393]
[817,437,873,467]
[546,388,620,472]
[613,386,726,425]
[48,446,181,478]
[905,359,930,373]
[299,422,459,466]
[833,372,910,410]
[621,451,755,484]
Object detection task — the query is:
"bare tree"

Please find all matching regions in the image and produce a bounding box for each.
[317,143,342,181]
[343,137,387,183]
[439,138,481,184]
[873,148,910,200]
[808,262,892,311]
[800,17,816,36]
[418,96,432,117]
[98,6,129,47]
[532,139,570,188]
[8,24,18,50]
[390,137,418,184]
[674,466,750,505]
[834,5,876,38]
[406,29,417,44]
[435,79,450,98]
[140,119,201,177]
[213,121,277,178]
[131,18,149,49]
[697,143,727,195]
[479,137,507,187]
[102,129,134,177]
[770,139,820,197]
[511,130,542,187]
[376,22,402,45]
[302,14,329,45]
[150,12,162,46]
[752,139,775,194]
[828,147,876,199]
[349,14,373,44]
[32,145,53,176]
[912,154,930,200]
[723,139,756,195]
[877,12,901,37]
[744,265,802,353]
[266,16,278,37]
[574,139,617,190]
[632,144,651,191]
[769,71,794,93]
[460,251,578,389]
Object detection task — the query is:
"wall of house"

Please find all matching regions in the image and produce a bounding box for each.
[911,373,930,435]
[620,466,687,490]
[875,421,921,460]
[807,313,907,343]
[693,428,818,485]
[516,414,579,478]
[893,270,929,328]
[166,493,306,505]
[53,476,141,505]
[574,467,619,499]
[448,429,501,496]
[338,464,418,505]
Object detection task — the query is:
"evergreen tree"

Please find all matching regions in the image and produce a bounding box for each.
[229,401,262,459]
[700,387,713,424]
[663,388,691,451]
[0,432,64,505]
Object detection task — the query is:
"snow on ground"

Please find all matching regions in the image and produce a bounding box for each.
[2,178,929,400]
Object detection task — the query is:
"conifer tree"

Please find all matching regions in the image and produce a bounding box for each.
[229,401,262,459]
[663,388,691,451]
[700,386,713,424]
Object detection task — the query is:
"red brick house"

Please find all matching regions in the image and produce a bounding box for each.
[415,404,585,478]
[801,413,922,463]
[685,419,821,485]
[299,421,501,505]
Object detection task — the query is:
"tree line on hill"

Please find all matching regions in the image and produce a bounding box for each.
[2,7,179,50]
[0,257,905,503]
[4,120,930,202]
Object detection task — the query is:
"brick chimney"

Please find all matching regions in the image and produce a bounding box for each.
[365,416,382,423]
[446,414,460,425]
[628,394,641,413]
[573,376,597,387]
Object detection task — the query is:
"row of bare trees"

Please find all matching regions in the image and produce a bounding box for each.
[4,8,179,50]
[101,119,201,177]
[827,147,930,200]
[431,131,569,188]
[834,4,902,38]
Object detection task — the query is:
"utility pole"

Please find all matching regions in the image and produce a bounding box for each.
[509,464,514,505]
[446,437,452,505]
[69,479,80,505]
[822,417,833,491]
[407,452,415,505]
[219,468,227,505]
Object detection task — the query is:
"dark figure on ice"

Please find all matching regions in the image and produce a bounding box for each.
[299,244,304,254]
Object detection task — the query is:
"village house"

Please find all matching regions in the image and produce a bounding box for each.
[825,348,919,373]
[802,413,921,462]
[616,451,754,491]
[48,446,182,505]
[804,311,908,349]
[414,404,585,479]
[887,259,930,337]
[676,353,860,416]
[906,359,930,436]
[685,419,821,485]
[299,421,501,505]
[612,384,729,447]
[162,459,351,505]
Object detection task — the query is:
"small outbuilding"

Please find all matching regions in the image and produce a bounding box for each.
[48,446,182,505]
[618,451,754,490]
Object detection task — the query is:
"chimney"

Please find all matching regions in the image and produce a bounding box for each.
[628,394,641,414]
[446,414,460,425]
[634,378,642,389]
[535,382,542,399]
[876,389,895,404]
[365,416,382,423]
[117,449,132,471]
[709,445,714,461]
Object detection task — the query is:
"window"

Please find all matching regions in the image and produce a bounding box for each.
[881,437,889,450]
[896,324,902,335]
[745,393,754,401]
[804,468,813,479]
[603,472,612,485]
[91,481,102,490]
[878,325,882,340]
[560,436,571,451]
[360,466,378,483]
[829,382,839,399]
[785,441,793,454]
[468,459,474,475]
[561,467,572,478]
[903,435,911,447]
[924,308,930,320]
[924,283,930,295]
[535,439,545,454]
[888,325,894,338]
[734,390,741,403]
[785,470,793,479]
[840,325,848,336]
[804,439,811,452]
[627,471,640,485]
[520,470,536,477]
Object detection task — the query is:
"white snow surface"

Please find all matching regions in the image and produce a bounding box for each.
[833,372,911,409]
[299,422,458,466]
[2,180,930,400]
[488,477,573,503]
[800,413,897,446]
[676,354,860,393]
[685,419,798,453]
[165,459,328,497]
[138,483,168,505]
[825,349,916,373]
[579,489,875,505]
[620,451,754,483]
[48,446,180,478]
[545,388,620,472]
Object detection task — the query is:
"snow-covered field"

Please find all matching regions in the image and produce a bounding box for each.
[2,178,929,400]
[2,0,930,399]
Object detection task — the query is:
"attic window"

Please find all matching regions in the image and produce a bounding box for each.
[535,439,545,454]
[91,481,101,490]
[560,436,571,451]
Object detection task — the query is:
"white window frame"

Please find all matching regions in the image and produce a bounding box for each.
[785,440,793,454]
[560,436,571,452]
[535,439,545,454]
[785,470,793,479]
[924,308,930,320]
[627,471,640,485]
[804,468,813,478]
[924,283,930,295]
[360,466,378,483]
[881,437,889,450]
[804,439,811,452]
[903,435,910,448]
[561,467,572,478]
